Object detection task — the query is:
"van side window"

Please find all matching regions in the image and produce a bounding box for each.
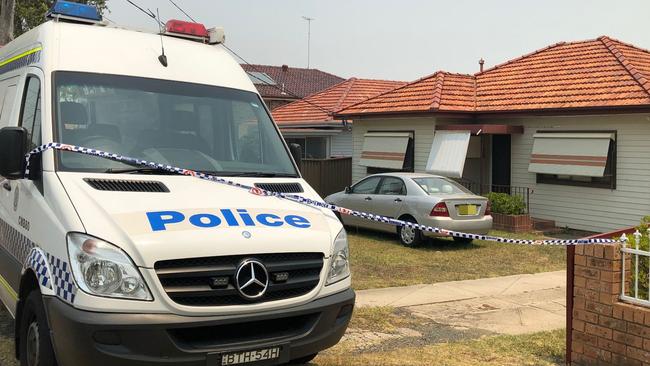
[20,77,42,149]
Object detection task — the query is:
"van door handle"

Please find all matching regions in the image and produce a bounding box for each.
[394,198,402,203]
[364,196,372,201]
[2,182,11,192]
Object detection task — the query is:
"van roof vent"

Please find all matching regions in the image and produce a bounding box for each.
[254,182,304,194]
[84,178,169,193]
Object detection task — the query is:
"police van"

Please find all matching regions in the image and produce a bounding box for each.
[0,2,354,365]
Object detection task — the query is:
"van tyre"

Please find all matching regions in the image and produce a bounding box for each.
[288,353,318,364]
[398,218,423,247]
[19,291,57,366]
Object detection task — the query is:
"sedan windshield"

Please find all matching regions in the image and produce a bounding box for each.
[54,72,297,176]
[413,177,472,195]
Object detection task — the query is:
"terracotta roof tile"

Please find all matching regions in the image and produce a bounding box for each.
[337,36,650,116]
[241,64,344,99]
[272,78,405,124]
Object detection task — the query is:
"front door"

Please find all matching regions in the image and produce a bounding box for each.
[491,134,511,188]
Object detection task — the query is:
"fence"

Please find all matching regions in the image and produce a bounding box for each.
[457,182,531,214]
[300,157,352,198]
[621,230,650,308]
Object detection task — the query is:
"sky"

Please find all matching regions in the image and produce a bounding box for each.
[105,0,650,82]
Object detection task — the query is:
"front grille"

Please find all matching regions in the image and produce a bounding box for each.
[254,182,304,193]
[84,178,169,192]
[168,313,319,349]
[155,253,324,306]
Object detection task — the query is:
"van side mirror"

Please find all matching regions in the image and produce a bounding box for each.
[344,186,351,194]
[0,127,28,180]
[289,143,302,172]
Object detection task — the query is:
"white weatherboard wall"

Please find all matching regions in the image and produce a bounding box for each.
[351,117,437,182]
[486,114,650,233]
[330,129,353,157]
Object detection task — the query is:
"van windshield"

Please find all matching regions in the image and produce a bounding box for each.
[53,72,297,177]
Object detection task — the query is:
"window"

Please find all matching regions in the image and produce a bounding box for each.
[530,131,617,189]
[284,137,328,159]
[0,82,18,128]
[377,177,406,195]
[53,72,297,176]
[20,76,42,149]
[351,176,382,194]
[413,177,471,195]
[362,131,414,174]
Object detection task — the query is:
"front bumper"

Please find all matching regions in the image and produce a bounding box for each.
[44,289,355,366]
[420,216,493,237]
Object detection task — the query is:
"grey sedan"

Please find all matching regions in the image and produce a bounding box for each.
[325,173,493,246]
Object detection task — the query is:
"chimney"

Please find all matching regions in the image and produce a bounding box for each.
[479,58,485,73]
[282,64,289,72]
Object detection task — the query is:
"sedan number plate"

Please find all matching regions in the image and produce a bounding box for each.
[221,347,281,365]
[456,204,479,216]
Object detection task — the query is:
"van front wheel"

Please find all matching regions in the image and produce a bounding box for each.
[19,291,57,366]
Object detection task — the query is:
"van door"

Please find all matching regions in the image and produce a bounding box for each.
[0,74,43,315]
[0,76,22,314]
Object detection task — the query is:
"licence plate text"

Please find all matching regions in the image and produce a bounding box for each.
[221,347,281,365]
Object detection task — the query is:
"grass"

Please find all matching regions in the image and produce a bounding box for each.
[316,330,566,366]
[348,229,566,290]
[316,306,565,366]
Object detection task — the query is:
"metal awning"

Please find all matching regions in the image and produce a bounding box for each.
[528,133,615,177]
[359,132,411,169]
[426,131,471,178]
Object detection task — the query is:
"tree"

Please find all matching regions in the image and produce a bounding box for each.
[0,0,16,45]
[13,0,107,38]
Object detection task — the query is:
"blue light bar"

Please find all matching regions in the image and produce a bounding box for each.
[47,1,102,22]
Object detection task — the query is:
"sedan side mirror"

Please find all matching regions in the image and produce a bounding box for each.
[0,127,28,180]
[289,143,302,172]
[344,186,351,194]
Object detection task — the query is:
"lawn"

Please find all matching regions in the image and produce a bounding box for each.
[348,229,566,290]
[315,306,565,366]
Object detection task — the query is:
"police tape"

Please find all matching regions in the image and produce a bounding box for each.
[25,143,619,246]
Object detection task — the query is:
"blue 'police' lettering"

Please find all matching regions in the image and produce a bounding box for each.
[146,209,311,231]
[256,213,283,227]
[147,211,185,231]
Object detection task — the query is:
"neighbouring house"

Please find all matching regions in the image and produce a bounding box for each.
[241,64,344,110]
[336,36,650,233]
[272,78,406,158]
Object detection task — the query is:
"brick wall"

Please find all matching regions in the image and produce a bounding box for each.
[571,244,650,365]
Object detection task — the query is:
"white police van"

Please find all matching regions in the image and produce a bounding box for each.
[0,2,354,365]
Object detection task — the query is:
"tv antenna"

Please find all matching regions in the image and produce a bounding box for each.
[302,16,314,68]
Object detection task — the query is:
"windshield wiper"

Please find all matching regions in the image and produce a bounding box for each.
[103,167,178,175]
[202,171,299,178]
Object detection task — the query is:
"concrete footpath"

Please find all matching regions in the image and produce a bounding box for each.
[356,270,567,335]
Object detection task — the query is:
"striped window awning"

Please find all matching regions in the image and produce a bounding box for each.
[359,132,411,169]
[528,133,615,177]
[425,131,471,178]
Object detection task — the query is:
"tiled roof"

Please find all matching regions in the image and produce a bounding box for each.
[338,36,650,116]
[272,78,406,124]
[241,64,345,99]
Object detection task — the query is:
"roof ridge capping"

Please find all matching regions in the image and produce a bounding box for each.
[599,36,650,98]
[429,72,446,110]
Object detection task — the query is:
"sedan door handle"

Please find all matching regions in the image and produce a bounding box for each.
[394,198,402,203]
[364,196,372,201]
[2,182,11,192]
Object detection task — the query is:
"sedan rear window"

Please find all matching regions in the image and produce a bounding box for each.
[413,177,471,195]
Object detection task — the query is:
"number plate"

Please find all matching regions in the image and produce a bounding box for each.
[456,204,479,216]
[220,347,281,365]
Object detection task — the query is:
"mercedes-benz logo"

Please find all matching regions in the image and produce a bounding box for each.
[235,259,269,300]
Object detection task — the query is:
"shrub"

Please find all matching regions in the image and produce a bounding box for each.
[486,192,526,215]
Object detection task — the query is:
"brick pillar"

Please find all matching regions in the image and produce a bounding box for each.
[571,243,650,366]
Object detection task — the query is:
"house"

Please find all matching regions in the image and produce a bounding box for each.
[336,36,650,232]
[241,64,344,110]
[272,78,406,158]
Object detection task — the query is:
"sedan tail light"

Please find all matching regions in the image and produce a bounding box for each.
[430,202,449,217]
[485,201,492,216]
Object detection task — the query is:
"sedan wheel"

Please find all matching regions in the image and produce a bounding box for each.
[398,218,423,247]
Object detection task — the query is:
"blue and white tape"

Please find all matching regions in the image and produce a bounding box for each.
[26,143,618,246]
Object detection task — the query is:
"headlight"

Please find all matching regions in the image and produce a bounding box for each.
[326,229,350,285]
[67,233,153,301]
